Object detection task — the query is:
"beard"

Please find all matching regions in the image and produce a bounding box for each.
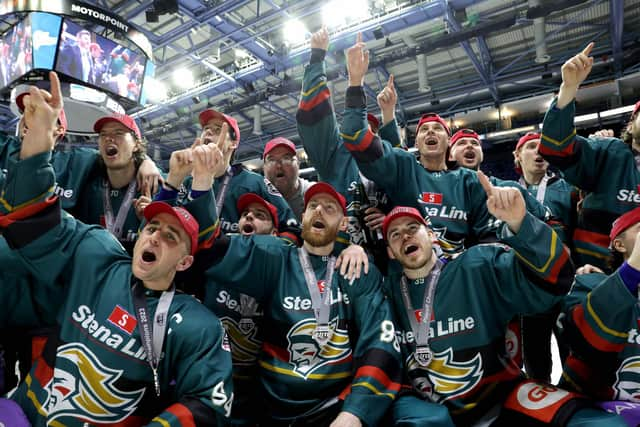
[301,215,340,247]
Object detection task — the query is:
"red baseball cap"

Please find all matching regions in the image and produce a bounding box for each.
[367,113,380,132]
[382,206,429,241]
[633,100,640,117]
[16,91,68,137]
[515,132,541,151]
[143,201,200,255]
[237,193,279,229]
[94,113,142,140]
[610,207,640,243]
[263,137,296,159]
[198,109,240,143]
[417,113,450,136]
[304,182,347,215]
[450,128,480,147]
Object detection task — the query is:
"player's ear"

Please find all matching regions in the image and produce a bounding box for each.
[176,254,194,271]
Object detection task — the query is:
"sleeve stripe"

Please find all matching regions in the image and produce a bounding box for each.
[0,196,58,228]
[584,293,628,339]
[573,228,610,248]
[0,186,55,212]
[541,129,577,147]
[296,100,333,126]
[300,80,328,98]
[546,245,571,284]
[341,129,376,153]
[513,229,558,274]
[351,381,395,399]
[354,365,402,393]
[298,87,330,111]
[156,403,196,427]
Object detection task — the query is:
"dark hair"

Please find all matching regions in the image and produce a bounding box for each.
[607,248,624,271]
[622,111,639,145]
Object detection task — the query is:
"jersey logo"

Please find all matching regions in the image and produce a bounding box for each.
[431,226,465,256]
[263,178,283,197]
[614,356,640,401]
[420,192,443,205]
[407,347,483,403]
[220,316,262,366]
[43,343,145,424]
[286,317,351,379]
[107,305,137,335]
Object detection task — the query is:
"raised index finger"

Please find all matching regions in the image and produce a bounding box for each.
[581,42,594,56]
[387,74,394,89]
[477,170,494,197]
[49,71,63,110]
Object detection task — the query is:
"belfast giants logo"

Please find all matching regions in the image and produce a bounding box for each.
[43,343,145,423]
[286,317,351,378]
[407,348,483,403]
[614,356,640,401]
[220,316,262,366]
[430,226,464,256]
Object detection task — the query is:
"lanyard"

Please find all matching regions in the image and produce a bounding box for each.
[297,247,336,346]
[132,282,175,397]
[103,179,137,239]
[215,169,233,218]
[519,174,550,205]
[399,259,443,367]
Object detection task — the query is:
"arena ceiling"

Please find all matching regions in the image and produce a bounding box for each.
[0,0,638,166]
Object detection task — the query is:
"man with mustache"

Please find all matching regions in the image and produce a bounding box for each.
[0,72,234,426]
[189,181,402,426]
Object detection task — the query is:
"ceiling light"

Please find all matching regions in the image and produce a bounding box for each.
[172,68,194,89]
[144,77,168,103]
[283,19,307,46]
[323,0,370,28]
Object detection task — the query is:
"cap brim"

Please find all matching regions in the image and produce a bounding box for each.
[144,202,197,255]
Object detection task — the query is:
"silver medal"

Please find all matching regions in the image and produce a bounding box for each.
[415,346,433,367]
[314,324,331,345]
[239,318,255,334]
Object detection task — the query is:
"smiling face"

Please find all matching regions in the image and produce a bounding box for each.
[415,121,449,162]
[450,137,483,170]
[301,194,346,247]
[515,139,548,176]
[98,121,139,170]
[131,213,194,288]
[386,216,434,270]
[238,202,277,236]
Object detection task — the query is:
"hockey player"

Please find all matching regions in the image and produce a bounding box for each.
[339,34,495,256]
[0,73,234,425]
[382,175,626,426]
[158,108,300,244]
[539,42,640,272]
[71,113,155,254]
[513,132,577,247]
[296,28,395,261]
[188,180,402,426]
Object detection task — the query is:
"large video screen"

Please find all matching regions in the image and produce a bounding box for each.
[55,18,147,103]
[31,12,63,71]
[0,14,34,89]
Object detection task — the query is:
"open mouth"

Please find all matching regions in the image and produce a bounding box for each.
[425,138,439,146]
[463,151,476,159]
[242,223,255,234]
[276,172,285,178]
[404,244,419,255]
[312,220,325,229]
[142,250,156,263]
[105,145,119,157]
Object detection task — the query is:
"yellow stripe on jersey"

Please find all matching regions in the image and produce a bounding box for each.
[586,293,628,339]
[540,128,577,147]
[513,229,558,274]
[300,81,327,97]
[352,381,395,399]
[259,360,351,380]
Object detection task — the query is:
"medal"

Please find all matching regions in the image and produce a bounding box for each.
[314,324,331,345]
[414,346,433,367]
